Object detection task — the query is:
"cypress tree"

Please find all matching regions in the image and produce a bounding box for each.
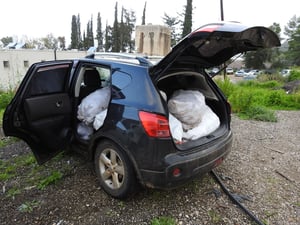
[181,0,193,38]
[96,12,103,51]
[70,15,78,49]
[112,2,120,52]
[142,1,147,25]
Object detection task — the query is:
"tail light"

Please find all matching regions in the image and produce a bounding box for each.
[138,111,170,138]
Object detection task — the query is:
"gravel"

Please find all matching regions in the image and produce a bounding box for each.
[0,110,299,225]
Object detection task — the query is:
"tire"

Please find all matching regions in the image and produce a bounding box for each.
[94,140,138,199]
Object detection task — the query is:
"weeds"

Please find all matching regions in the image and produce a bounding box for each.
[6,187,21,198]
[208,209,222,223]
[37,170,63,190]
[151,216,176,225]
[18,200,40,213]
[216,75,300,122]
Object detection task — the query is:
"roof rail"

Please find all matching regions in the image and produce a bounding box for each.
[85,52,153,66]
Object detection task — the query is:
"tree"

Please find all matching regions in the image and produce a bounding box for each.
[70,14,83,49]
[77,14,83,49]
[70,15,78,49]
[142,1,147,25]
[181,0,193,38]
[284,15,300,66]
[85,16,94,49]
[162,13,180,46]
[57,36,66,50]
[111,2,120,52]
[41,33,58,49]
[1,36,13,46]
[96,12,104,51]
[122,8,136,52]
[105,23,112,51]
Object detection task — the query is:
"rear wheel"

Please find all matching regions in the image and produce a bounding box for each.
[94,140,138,199]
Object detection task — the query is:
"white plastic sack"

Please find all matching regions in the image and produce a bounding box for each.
[182,106,220,140]
[168,90,207,130]
[93,109,108,130]
[77,122,94,140]
[169,113,183,142]
[77,86,111,125]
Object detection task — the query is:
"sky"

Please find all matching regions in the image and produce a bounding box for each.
[0,0,298,45]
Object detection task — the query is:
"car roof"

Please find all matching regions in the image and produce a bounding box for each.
[85,52,162,67]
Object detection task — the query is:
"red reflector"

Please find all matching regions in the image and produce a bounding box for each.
[172,168,181,177]
[214,157,224,168]
[139,111,170,138]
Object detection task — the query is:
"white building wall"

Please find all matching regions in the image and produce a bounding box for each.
[0,50,87,91]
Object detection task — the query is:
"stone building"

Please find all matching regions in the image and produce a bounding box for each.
[135,24,171,56]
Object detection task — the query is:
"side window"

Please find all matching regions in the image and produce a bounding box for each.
[111,71,132,99]
[97,67,111,87]
[75,64,111,100]
[28,64,70,96]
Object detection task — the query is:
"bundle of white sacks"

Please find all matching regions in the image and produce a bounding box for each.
[166,89,220,143]
[77,86,110,140]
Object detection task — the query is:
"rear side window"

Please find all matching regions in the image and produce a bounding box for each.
[28,64,70,96]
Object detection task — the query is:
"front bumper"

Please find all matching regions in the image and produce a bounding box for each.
[139,131,233,189]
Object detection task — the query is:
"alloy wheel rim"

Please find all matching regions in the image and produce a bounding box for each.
[99,148,125,189]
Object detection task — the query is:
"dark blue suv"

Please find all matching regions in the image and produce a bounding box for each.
[3,22,280,198]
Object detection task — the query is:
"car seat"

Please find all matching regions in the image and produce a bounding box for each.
[79,69,102,102]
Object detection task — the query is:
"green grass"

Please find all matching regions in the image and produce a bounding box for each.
[37,170,63,190]
[1,152,73,199]
[208,209,222,223]
[215,74,300,122]
[18,200,40,213]
[151,216,176,225]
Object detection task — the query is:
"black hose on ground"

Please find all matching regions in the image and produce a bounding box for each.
[210,169,265,225]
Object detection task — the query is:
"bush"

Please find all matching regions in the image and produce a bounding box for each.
[243,106,277,122]
[228,89,253,113]
[257,73,285,83]
[0,91,14,110]
[288,69,300,82]
[214,77,236,98]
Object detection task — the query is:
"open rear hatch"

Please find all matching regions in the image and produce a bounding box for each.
[150,21,280,80]
[151,22,280,146]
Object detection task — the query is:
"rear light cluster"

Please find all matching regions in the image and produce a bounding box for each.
[138,111,170,138]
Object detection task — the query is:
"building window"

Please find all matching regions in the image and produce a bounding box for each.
[3,61,9,68]
[24,60,29,67]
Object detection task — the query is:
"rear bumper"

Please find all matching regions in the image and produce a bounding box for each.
[139,131,233,189]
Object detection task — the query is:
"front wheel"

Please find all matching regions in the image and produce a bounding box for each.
[94,140,138,199]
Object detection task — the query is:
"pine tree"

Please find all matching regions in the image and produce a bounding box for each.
[70,15,78,49]
[96,12,103,51]
[181,0,193,38]
[112,2,120,52]
[77,14,83,49]
[162,13,180,46]
[142,1,147,25]
[120,7,125,52]
[105,23,112,52]
[284,15,300,66]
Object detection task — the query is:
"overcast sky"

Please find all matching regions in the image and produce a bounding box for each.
[0,0,298,45]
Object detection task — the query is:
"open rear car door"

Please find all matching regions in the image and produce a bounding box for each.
[3,61,74,164]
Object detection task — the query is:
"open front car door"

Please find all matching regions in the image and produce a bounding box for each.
[3,61,74,164]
